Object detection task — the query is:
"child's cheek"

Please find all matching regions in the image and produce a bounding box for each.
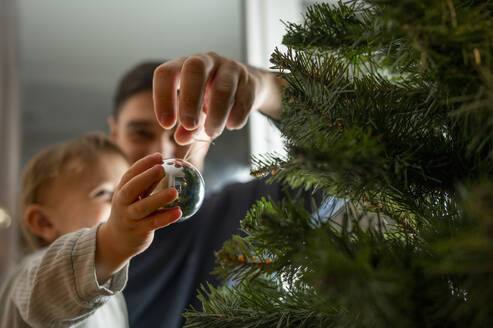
[92,204,112,226]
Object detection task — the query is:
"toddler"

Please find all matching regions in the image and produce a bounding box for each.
[0,133,181,327]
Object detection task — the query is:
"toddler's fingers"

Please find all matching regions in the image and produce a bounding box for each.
[118,153,163,189]
[127,188,178,220]
[140,207,182,232]
[138,179,160,200]
[118,164,164,205]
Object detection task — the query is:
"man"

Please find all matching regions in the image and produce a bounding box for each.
[109,52,282,170]
[108,61,208,170]
[109,52,287,328]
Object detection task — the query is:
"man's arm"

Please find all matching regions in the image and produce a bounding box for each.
[153,52,284,145]
[247,64,283,121]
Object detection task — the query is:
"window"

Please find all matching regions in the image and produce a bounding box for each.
[245,0,334,161]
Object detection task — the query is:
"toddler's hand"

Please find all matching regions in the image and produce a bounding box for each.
[95,153,182,283]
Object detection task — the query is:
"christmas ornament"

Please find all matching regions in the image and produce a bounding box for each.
[153,158,205,221]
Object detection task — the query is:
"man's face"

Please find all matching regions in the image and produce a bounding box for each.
[109,90,182,164]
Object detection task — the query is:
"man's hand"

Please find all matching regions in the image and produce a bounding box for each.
[95,153,182,283]
[153,52,282,145]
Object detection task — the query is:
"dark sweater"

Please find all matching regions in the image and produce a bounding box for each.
[124,179,286,328]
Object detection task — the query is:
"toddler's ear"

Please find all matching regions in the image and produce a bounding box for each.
[24,204,58,244]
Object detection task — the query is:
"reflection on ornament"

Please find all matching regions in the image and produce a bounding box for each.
[153,158,205,221]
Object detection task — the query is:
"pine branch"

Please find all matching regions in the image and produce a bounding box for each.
[188,1,493,327]
[185,281,341,328]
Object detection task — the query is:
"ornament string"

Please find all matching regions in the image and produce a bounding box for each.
[182,135,214,162]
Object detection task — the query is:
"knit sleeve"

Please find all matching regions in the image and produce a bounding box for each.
[10,224,128,327]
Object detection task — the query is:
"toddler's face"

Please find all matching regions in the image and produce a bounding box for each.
[41,153,129,239]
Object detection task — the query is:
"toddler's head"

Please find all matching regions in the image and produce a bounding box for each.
[20,133,129,250]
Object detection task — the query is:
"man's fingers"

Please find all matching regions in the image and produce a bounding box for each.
[127,188,178,220]
[140,207,182,231]
[204,60,241,138]
[174,124,199,146]
[154,52,253,142]
[153,58,185,128]
[173,113,207,145]
[226,72,255,130]
[118,153,162,188]
[179,54,215,130]
[118,164,164,205]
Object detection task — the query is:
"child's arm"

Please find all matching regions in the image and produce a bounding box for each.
[3,153,180,327]
[95,152,182,284]
[4,226,127,327]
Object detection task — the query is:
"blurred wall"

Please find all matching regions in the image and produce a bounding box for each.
[0,0,21,280]
[18,0,250,192]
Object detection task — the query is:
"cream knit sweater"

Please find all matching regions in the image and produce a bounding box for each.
[0,225,128,327]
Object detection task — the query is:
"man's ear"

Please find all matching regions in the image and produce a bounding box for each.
[24,204,58,244]
[108,116,118,142]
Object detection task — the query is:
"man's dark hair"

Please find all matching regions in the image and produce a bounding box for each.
[113,61,165,118]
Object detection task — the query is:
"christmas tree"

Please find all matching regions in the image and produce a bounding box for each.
[185,1,493,327]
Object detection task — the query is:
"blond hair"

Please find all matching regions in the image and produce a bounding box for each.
[20,133,128,250]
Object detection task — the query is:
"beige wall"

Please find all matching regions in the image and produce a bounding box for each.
[18,0,250,192]
[0,0,20,279]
